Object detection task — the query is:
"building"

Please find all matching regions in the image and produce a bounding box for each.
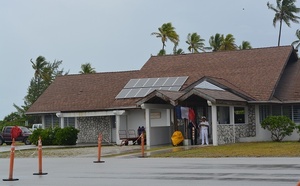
[26,46,300,146]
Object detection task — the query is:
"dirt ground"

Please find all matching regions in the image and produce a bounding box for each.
[0,145,142,158]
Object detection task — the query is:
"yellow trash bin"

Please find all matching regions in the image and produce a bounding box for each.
[171,131,184,146]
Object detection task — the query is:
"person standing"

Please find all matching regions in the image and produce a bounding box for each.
[199,116,209,145]
[11,125,22,140]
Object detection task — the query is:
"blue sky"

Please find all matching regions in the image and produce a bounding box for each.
[1,0,299,120]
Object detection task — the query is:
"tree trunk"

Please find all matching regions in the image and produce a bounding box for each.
[278,19,283,46]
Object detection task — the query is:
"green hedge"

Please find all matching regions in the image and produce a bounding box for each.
[29,127,79,146]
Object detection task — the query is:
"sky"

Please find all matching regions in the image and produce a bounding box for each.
[1,0,300,120]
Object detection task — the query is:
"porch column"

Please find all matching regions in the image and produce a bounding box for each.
[166,109,171,125]
[41,115,45,129]
[75,117,78,129]
[167,109,172,143]
[255,105,260,138]
[145,108,151,147]
[115,115,121,145]
[211,105,218,146]
[60,117,64,128]
[229,106,235,143]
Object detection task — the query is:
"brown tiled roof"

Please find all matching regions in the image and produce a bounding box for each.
[274,59,300,102]
[138,46,295,101]
[27,71,140,114]
[27,46,298,115]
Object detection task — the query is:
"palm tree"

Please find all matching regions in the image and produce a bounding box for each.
[186,32,205,53]
[151,22,179,54]
[174,48,184,55]
[173,42,184,55]
[292,29,300,49]
[219,34,237,51]
[209,33,223,52]
[31,56,47,79]
[30,56,48,95]
[239,41,252,50]
[157,49,166,56]
[79,63,96,74]
[267,0,300,46]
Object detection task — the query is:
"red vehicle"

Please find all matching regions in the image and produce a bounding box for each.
[0,126,32,145]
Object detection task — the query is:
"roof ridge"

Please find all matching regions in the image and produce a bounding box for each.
[62,70,139,77]
[149,45,293,58]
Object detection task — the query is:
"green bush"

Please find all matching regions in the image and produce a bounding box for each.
[29,128,56,145]
[29,127,79,146]
[261,115,296,142]
[54,127,79,145]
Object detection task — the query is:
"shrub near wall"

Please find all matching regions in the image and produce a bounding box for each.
[29,127,79,146]
[261,115,296,142]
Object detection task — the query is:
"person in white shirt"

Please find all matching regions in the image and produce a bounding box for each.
[199,116,209,145]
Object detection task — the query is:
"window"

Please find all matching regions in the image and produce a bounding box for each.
[272,105,281,116]
[217,106,230,124]
[259,104,300,123]
[45,114,60,128]
[282,105,292,120]
[64,117,75,127]
[259,105,270,122]
[294,105,300,123]
[234,107,245,124]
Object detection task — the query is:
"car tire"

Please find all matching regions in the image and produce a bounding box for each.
[0,137,3,145]
[24,137,31,145]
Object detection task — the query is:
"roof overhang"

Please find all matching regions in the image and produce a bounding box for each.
[56,110,127,117]
[178,89,216,103]
[140,103,173,109]
[248,100,300,104]
[136,90,184,106]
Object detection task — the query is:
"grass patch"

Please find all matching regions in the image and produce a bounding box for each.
[150,142,300,158]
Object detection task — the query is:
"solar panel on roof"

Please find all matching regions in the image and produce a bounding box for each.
[126,88,140,97]
[170,86,181,91]
[124,79,138,88]
[137,88,151,97]
[115,89,131,99]
[154,77,168,86]
[134,78,148,87]
[173,76,188,86]
[143,78,156,87]
[115,76,188,99]
[164,77,177,86]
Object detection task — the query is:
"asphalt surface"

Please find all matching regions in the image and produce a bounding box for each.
[1,145,300,186]
[0,157,300,186]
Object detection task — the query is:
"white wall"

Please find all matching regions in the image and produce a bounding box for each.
[127,109,146,132]
[119,115,127,131]
[150,126,172,145]
[149,109,168,127]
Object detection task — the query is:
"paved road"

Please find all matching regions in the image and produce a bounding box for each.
[0,156,300,186]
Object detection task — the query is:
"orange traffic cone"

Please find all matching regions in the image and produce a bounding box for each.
[3,138,18,181]
[93,133,105,163]
[33,136,48,175]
